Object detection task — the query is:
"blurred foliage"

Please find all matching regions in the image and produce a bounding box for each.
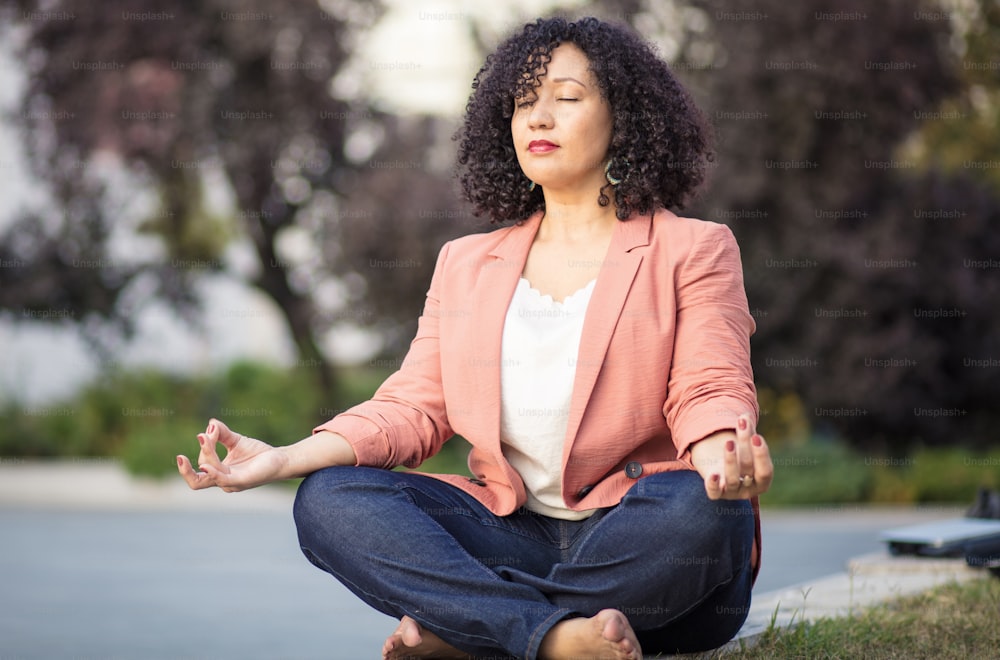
[400,435,475,479]
[761,440,1000,506]
[908,0,1000,191]
[629,0,1000,454]
[756,386,811,448]
[0,361,385,477]
[764,441,874,506]
[4,361,998,507]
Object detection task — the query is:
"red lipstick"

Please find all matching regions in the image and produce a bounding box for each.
[528,140,558,153]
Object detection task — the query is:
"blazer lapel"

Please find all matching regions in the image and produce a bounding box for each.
[473,213,544,456]
[563,213,652,452]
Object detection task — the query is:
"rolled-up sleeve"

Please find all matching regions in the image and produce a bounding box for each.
[664,222,758,458]
[313,242,454,469]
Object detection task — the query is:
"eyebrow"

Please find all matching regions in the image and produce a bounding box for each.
[551,76,587,87]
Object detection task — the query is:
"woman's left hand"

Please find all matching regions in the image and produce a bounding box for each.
[689,413,773,500]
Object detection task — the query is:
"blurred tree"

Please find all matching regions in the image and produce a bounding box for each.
[323,113,481,358]
[0,0,382,403]
[650,0,999,451]
[907,0,1000,189]
[0,0,473,410]
[546,0,999,452]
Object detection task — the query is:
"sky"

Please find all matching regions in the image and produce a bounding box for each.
[353,0,588,115]
[0,0,583,404]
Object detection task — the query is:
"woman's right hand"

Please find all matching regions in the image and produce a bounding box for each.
[176,418,288,492]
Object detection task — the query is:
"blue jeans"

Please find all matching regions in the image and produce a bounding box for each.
[294,467,754,659]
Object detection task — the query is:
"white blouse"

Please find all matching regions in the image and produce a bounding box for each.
[499,277,598,520]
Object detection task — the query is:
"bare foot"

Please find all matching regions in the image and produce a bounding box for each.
[382,616,472,659]
[539,609,642,660]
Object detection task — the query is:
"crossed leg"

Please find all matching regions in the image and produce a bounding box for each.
[295,467,751,659]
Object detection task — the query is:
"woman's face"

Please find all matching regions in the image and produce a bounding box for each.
[511,43,614,198]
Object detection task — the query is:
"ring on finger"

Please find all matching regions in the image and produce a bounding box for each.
[739,475,754,487]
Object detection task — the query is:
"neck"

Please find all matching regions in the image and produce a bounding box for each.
[537,194,618,243]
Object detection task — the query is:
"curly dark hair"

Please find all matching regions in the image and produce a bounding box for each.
[455,16,714,223]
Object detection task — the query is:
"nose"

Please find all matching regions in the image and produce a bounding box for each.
[527,98,553,129]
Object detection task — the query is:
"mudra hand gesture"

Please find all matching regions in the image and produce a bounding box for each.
[689,413,773,500]
[176,419,285,493]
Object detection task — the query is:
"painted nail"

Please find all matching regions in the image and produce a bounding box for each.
[738,417,747,430]
[752,434,763,447]
[176,456,183,467]
[198,435,205,446]
[725,440,735,452]
[207,423,216,434]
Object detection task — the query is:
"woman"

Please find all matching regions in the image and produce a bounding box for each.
[178,16,773,660]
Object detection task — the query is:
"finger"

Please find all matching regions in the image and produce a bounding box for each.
[735,414,755,479]
[176,454,214,490]
[750,433,774,492]
[198,461,239,492]
[197,430,225,473]
[703,472,724,500]
[722,439,741,495]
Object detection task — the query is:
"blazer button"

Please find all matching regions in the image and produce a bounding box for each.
[624,462,643,479]
[468,477,487,487]
[576,485,594,499]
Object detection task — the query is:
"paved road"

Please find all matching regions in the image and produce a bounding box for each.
[1,508,395,660]
[0,463,965,659]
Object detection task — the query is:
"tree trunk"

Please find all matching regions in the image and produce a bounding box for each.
[236,176,338,419]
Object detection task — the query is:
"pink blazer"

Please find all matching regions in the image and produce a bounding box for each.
[316,208,761,577]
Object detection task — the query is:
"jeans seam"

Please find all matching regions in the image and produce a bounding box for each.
[525,607,575,660]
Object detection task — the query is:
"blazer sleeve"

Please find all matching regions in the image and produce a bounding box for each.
[312,241,454,469]
[664,222,758,458]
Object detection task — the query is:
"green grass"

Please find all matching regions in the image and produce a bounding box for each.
[704,576,1000,659]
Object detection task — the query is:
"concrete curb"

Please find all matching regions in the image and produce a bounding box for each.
[0,458,295,512]
[676,551,989,657]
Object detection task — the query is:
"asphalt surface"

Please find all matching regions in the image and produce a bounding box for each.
[1,508,394,660]
[0,464,964,660]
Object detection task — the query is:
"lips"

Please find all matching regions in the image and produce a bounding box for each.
[527,140,559,153]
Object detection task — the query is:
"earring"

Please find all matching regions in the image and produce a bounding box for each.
[605,159,625,186]
[528,180,536,192]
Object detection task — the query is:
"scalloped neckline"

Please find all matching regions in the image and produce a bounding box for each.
[517,277,596,307]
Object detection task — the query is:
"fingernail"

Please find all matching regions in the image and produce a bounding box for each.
[207,423,215,434]
[738,417,747,430]
[198,435,205,446]
[752,434,763,447]
[176,456,183,467]
[725,440,735,452]
[711,474,720,483]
